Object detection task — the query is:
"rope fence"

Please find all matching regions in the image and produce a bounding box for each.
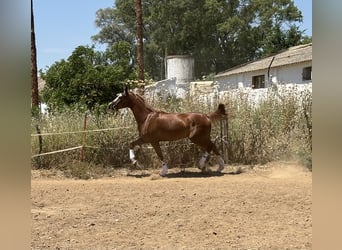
[31,140,198,158]
[31,146,83,158]
[31,113,229,163]
[31,114,133,159]
[30,126,132,137]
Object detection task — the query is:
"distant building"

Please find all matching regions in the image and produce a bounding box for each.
[145,43,312,104]
[214,43,312,91]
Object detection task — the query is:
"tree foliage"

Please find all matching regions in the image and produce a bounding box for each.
[41,0,310,111]
[41,44,135,111]
[93,0,309,80]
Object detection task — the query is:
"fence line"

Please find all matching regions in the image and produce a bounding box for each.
[31,134,228,159]
[31,134,228,158]
[31,113,229,161]
[31,141,200,159]
[30,126,132,137]
[31,124,131,158]
[83,143,197,150]
[31,146,83,158]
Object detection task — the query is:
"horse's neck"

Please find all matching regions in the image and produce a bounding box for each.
[129,99,153,126]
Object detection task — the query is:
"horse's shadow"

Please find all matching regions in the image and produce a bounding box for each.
[126,172,151,178]
[127,168,243,179]
[166,169,245,178]
[165,170,224,178]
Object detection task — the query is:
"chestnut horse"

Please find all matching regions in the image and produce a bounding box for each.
[108,85,227,176]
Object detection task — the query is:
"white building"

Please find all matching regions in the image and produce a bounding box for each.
[214,43,312,91]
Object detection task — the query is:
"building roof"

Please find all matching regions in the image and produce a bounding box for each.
[215,43,312,78]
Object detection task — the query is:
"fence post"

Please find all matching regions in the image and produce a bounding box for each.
[35,124,43,168]
[224,116,229,163]
[219,116,229,164]
[80,112,88,161]
[220,118,224,157]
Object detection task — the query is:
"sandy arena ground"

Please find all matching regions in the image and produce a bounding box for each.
[31,161,312,249]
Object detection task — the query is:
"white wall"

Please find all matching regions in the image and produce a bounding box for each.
[144,78,177,100]
[216,61,312,91]
[202,83,312,109]
[272,62,312,84]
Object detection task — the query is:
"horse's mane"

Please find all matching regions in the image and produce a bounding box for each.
[130,92,159,113]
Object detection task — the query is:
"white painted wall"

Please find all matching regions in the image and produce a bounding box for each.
[144,78,177,100]
[199,83,312,109]
[216,61,312,91]
[272,62,312,84]
[146,60,312,105]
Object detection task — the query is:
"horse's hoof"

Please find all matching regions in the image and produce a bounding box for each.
[200,168,207,173]
[198,166,205,172]
[132,160,143,170]
[160,168,168,177]
[217,166,224,172]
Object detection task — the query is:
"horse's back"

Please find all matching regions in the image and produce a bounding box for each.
[160,112,210,127]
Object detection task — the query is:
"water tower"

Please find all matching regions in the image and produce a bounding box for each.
[166,55,194,85]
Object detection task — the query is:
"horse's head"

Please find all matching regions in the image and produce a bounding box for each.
[108,85,131,111]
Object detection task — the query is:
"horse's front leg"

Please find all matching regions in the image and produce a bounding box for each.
[151,142,168,176]
[129,137,144,165]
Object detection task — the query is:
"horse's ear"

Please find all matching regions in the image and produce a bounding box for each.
[124,85,129,96]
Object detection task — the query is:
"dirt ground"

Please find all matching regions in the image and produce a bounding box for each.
[31,161,312,249]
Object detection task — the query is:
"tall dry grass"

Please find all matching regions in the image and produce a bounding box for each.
[224,86,312,169]
[31,86,312,178]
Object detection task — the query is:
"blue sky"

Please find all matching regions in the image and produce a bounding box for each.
[34,0,312,71]
[34,0,114,71]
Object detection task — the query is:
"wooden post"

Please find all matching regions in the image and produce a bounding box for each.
[136,0,145,95]
[35,124,43,168]
[220,117,224,156]
[224,116,229,163]
[136,0,144,81]
[80,113,87,161]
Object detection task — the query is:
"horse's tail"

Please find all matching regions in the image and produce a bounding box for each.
[208,103,227,123]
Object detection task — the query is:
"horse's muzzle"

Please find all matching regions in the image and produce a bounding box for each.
[107,102,116,111]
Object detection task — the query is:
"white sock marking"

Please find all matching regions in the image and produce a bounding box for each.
[161,162,168,176]
[199,152,209,169]
[129,149,135,162]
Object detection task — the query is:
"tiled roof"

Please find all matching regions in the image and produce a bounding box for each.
[215,43,312,78]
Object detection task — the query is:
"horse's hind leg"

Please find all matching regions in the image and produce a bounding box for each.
[211,143,225,172]
[190,135,213,171]
[129,137,144,165]
[204,141,225,172]
[191,137,224,172]
[198,151,209,170]
[151,142,168,176]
